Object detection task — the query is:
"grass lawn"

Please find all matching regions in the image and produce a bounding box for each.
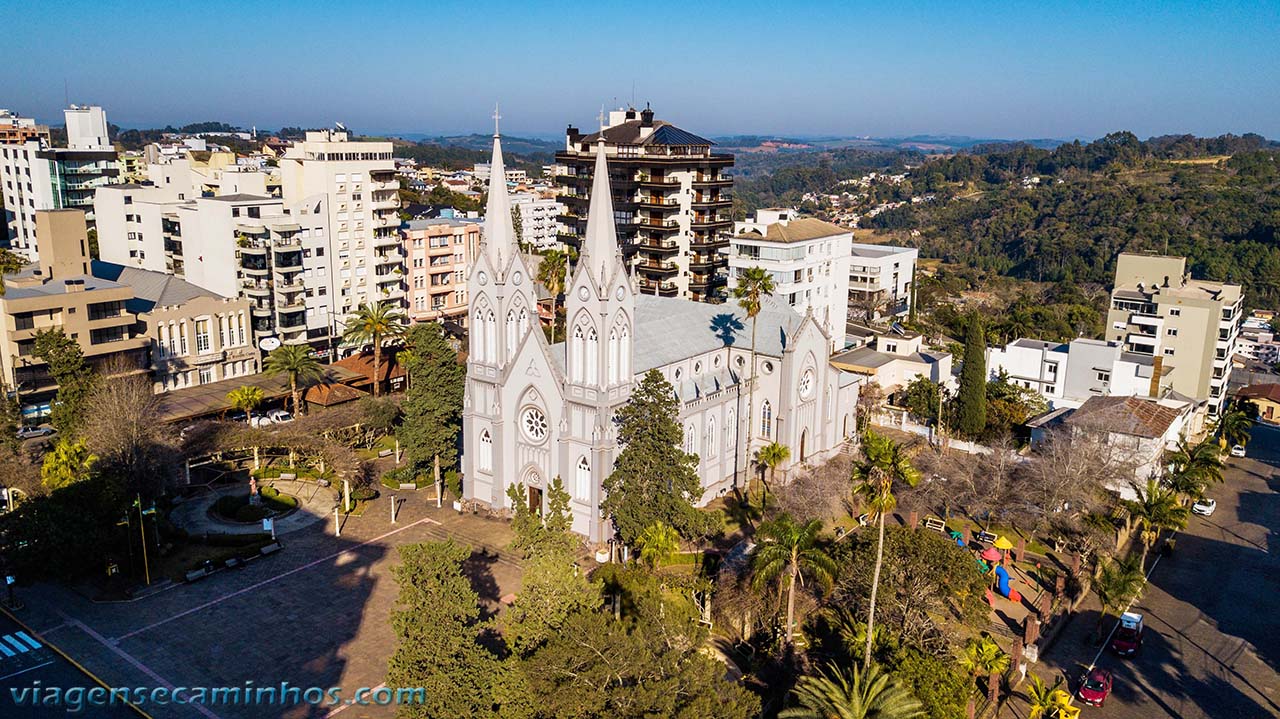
[157,537,274,582]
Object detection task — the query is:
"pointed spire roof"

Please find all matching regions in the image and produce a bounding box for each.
[481,107,517,270]
[580,138,621,286]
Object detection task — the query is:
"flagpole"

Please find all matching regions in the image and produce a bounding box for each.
[137,494,151,586]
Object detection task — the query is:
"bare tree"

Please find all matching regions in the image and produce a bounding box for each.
[774,454,853,524]
[80,358,178,497]
[856,381,884,431]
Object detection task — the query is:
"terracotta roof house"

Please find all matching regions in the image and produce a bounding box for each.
[1064,395,1196,498]
[333,349,407,394]
[1238,383,1280,423]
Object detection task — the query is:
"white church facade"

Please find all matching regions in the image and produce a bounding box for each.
[462,124,861,542]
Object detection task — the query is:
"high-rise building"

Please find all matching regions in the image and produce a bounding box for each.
[401,218,479,325]
[0,106,120,259]
[848,242,917,321]
[729,208,852,351]
[510,192,562,250]
[0,110,49,145]
[279,130,404,319]
[1105,252,1242,415]
[554,106,734,302]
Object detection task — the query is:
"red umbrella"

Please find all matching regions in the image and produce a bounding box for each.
[980,547,1002,562]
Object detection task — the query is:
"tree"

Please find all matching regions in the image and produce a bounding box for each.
[40,439,96,491]
[954,313,987,439]
[902,376,943,426]
[1211,401,1253,449]
[397,323,465,473]
[957,635,1010,680]
[750,513,836,646]
[342,301,407,397]
[602,370,711,543]
[511,206,527,252]
[1093,555,1146,637]
[634,521,680,569]
[984,369,1048,438]
[732,266,776,493]
[263,345,323,416]
[1163,437,1223,502]
[508,476,577,560]
[1123,478,1189,568]
[386,540,511,719]
[754,441,790,508]
[80,362,176,498]
[856,381,885,430]
[1024,673,1065,719]
[535,249,567,342]
[33,328,95,436]
[851,430,921,666]
[882,647,970,719]
[225,385,264,419]
[359,396,401,435]
[780,662,925,719]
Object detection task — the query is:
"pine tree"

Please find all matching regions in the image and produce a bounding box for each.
[397,323,465,472]
[955,312,988,439]
[602,370,713,543]
[33,329,95,436]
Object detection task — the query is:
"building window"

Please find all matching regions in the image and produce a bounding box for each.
[761,400,773,438]
[1164,348,1175,356]
[1167,328,1178,337]
[685,423,698,456]
[478,430,493,472]
[575,456,590,500]
[1168,308,1181,317]
[1096,371,1110,382]
[707,416,717,458]
[521,407,548,443]
[195,320,211,353]
[199,367,214,384]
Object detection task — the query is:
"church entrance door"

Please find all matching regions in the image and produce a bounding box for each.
[799,430,807,463]
[528,485,543,515]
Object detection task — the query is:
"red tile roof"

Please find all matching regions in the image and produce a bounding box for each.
[333,349,407,385]
[1239,383,1280,404]
[303,382,368,407]
[1066,395,1184,439]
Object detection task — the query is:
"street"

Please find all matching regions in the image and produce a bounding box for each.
[0,610,138,718]
[1037,423,1280,717]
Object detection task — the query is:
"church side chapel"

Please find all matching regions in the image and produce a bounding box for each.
[462,116,860,542]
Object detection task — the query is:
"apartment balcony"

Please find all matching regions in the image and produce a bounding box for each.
[635,238,679,255]
[237,243,267,257]
[691,215,731,229]
[236,225,268,236]
[637,218,680,233]
[250,304,273,319]
[272,234,302,248]
[638,279,679,297]
[240,262,269,277]
[380,286,407,302]
[689,272,728,290]
[688,254,722,271]
[276,296,306,312]
[690,235,729,250]
[243,281,271,297]
[277,311,306,330]
[636,175,679,189]
[372,198,400,211]
[373,213,400,229]
[375,252,405,265]
[692,175,733,187]
[634,195,680,210]
[273,251,303,269]
[636,260,679,276]
[691,196,732,209]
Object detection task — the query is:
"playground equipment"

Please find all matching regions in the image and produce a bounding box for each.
[993,565,1022,602]
[1046,688,1080,719]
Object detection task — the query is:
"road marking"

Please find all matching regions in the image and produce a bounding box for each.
[116,516,440,642]
[5,634,32,653]
[60,614,222,719]
[15,630,42,650]
[325,682,386,717]
[0,659,54,682]
[1087,553,1162,673]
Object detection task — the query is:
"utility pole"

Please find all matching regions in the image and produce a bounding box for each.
[136,494,151,586]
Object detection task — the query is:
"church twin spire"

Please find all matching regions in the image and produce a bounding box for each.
[481,105,517,272]
[577,137,625,292]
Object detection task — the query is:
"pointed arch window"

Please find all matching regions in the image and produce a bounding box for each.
[571,324,586,383]
[472,307,486,362]
[685,422,698,456]
[618,324,630,379]
[517,306,530,338]
[484,310,496,363]
[726,408,736,453]
[760,400,773,438]
[478,430,493,472]
[505,310,518,359]
[707,416,718,458]
[608,327,620,385]
[575,456,591,500]
[586,327,599,384]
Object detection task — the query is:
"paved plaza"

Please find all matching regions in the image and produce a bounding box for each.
[3,490,523,719]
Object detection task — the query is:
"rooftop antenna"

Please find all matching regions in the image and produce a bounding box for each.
[492,103,501,137]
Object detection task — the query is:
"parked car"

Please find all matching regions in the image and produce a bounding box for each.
[1077,667,1113,707]
[266,409,294,424]
[15,426,54,440]
[225,410,248,423]
[1192,498,1217,516]
[250,415,273,428]
[1230,444,1246,457]
[1110,612,1145,656]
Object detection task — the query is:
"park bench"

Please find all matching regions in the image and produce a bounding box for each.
[976,530,998,544]
[184,568,208,583]
[278,472,297,480]
[399,483,417,490]
[315,478,331,488]
[923,517,947,533]
[856,513,870,527]
[259,542,283,557]
[378,449,394,458]
[224,558,242,570]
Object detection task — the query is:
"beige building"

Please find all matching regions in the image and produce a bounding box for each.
[0,210,148,420]
[90,262,258,393]
[401,218,480,325]
[1106,253,1242,415]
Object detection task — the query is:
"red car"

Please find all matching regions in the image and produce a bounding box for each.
[1077,667,1113,707]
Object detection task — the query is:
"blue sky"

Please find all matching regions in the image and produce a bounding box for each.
[3,0,1278,140]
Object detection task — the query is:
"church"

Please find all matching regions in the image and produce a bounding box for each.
[462,122,860,542]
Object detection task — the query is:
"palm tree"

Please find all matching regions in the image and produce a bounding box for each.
[851,430,921,666]
[1024,673,1065,719]
[1093,555,1146,638]
[732,266,776,495]
[263,345,324,416]
[780,662,925,719]
[754,441,790,510]
[535,249,567,342]
[225,385,264,421]
[1212,401,1253,449]
[634,521,680,569]
[957,635,1010,680]
[342,302,407,397]
[1123,478,1190,568]
[1163,437,1223,502]
[750,513,836,646]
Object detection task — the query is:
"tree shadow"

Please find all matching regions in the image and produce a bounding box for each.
[462,547,503,620]
[710,313,744,347]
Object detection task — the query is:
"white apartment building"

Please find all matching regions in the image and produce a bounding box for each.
[279,130,404,320]
[987,337,1172,410]
[729,208,852,351]
[848,242,916,320]
[510,192,562,250]
[474,163,527,184]
[95,186,336,352]
[1,106,120,259]
[1106,253,1242,415]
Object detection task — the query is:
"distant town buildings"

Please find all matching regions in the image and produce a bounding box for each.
[401,218,479,325]
[987,337,1174,410]
[555,106,734,302]
[729,208,852,351]
[0,110,49,145]
[1,105,121,259]
[1234,310,1278,366]
[510,192,562,251]
[1105,253,1241,415]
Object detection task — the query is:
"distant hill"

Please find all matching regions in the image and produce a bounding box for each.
[398,133,561,158]
[716,134,1076,154]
